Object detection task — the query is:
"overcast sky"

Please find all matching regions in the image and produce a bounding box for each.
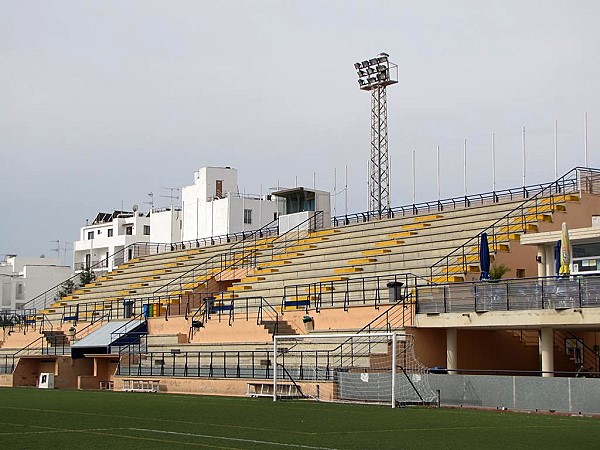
[1,0,598,264]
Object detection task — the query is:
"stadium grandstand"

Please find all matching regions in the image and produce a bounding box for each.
[2,167,600,412]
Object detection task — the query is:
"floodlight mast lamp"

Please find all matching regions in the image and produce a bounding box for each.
[354,53,398,215]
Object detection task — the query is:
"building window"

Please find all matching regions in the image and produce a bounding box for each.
[244,209,252,225]
[87,231,94,240]
[16,283,24,300]
[274,212,278,221]
[97,229,101,235]
[108,229,113,237]
[216,180,223,199]
[125,226,133,235]
[516,269,525,278]
[143,225,150,235]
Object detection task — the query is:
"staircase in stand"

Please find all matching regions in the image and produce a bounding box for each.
[262,319,296,336]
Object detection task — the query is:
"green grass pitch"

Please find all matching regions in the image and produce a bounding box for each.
[0,387,599,449]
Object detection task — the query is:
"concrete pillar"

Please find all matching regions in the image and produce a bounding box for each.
[544,245,555,277]
[446,328,458,374]
[536,245,546,277]
[540,327,554,377]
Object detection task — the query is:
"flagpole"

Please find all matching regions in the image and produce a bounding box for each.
[584,112,589,167]
[492,133,496,192]
[436,145,440,200]
[463,139,467,197]
[522,126,526,193]
[412,150,416,205]
[554,119,558,180]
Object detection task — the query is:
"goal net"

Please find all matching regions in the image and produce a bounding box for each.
[273,332,437,408]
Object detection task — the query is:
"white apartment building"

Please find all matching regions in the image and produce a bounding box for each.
[0,255,72,311]
[72,207,183,274]
[71,166,328,272]
[181,166,279,241]
[72,210,151,273]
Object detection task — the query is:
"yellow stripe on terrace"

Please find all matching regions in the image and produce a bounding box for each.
[309,228,341,237]
[334,267,363,274]
[375,239,404,248]
[401,223,431,230]
[388,231,418,239]
[227,285,253,291]
[319,276,349,282]
[413,214,443,222]
[347,258,377,265]
[432,275,464,283]
[361,249,391,256]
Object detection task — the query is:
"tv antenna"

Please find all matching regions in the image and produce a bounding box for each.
[160,187,180,209]
[144,192,154,210]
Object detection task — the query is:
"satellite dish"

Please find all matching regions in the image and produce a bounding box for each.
[132,204,139,212]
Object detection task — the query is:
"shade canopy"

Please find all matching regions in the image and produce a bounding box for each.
[559,222,571,276]
[479,232,491,280]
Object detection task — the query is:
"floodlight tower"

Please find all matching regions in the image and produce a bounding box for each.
[354,53,398,215]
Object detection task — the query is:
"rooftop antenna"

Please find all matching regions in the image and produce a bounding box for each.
[344,165,348,217]
[522,126,526,192]
[463,139,468,197]
[50,240,60,261]
[333,167,337,217]
[584,112,589,167]
[144,192,155,210]
[554,120,558,180]
[436,145,440,201]
[160,187,180,210]
[492,133,496,193]
[354,52,398,216]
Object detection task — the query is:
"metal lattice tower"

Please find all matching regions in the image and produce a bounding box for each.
[370,86,390,214]
[354,53,398,215]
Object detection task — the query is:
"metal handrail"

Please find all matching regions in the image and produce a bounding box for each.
[23,219,279,313]
[282,273,419,313]
[429,167,599,282]
[415,272,600,313]
[330,167,594,228]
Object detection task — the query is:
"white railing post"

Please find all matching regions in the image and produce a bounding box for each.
[391,332,397,408]
[273,336,278,402]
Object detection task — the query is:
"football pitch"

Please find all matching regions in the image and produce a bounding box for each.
[0,387,599,449]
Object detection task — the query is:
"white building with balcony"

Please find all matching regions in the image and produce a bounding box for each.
[181,166,279,241]
[73,210,151,273]
[72,207,183,274]
[71,166,328,272]
[0,255,72,311]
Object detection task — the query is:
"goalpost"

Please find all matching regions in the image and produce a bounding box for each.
[273,332,437,408]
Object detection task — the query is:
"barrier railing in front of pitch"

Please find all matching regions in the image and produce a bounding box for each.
[114,345,600,381]
[115,338,428,382]
[281,273,422,313]
[429,167,600,283]
[415,273,600,314]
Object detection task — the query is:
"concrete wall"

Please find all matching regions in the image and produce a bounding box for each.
[431,374,600,414]
[150,208,182,243]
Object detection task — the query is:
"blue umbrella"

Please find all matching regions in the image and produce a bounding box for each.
[479,232,491,280]
[554,240,561,276]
